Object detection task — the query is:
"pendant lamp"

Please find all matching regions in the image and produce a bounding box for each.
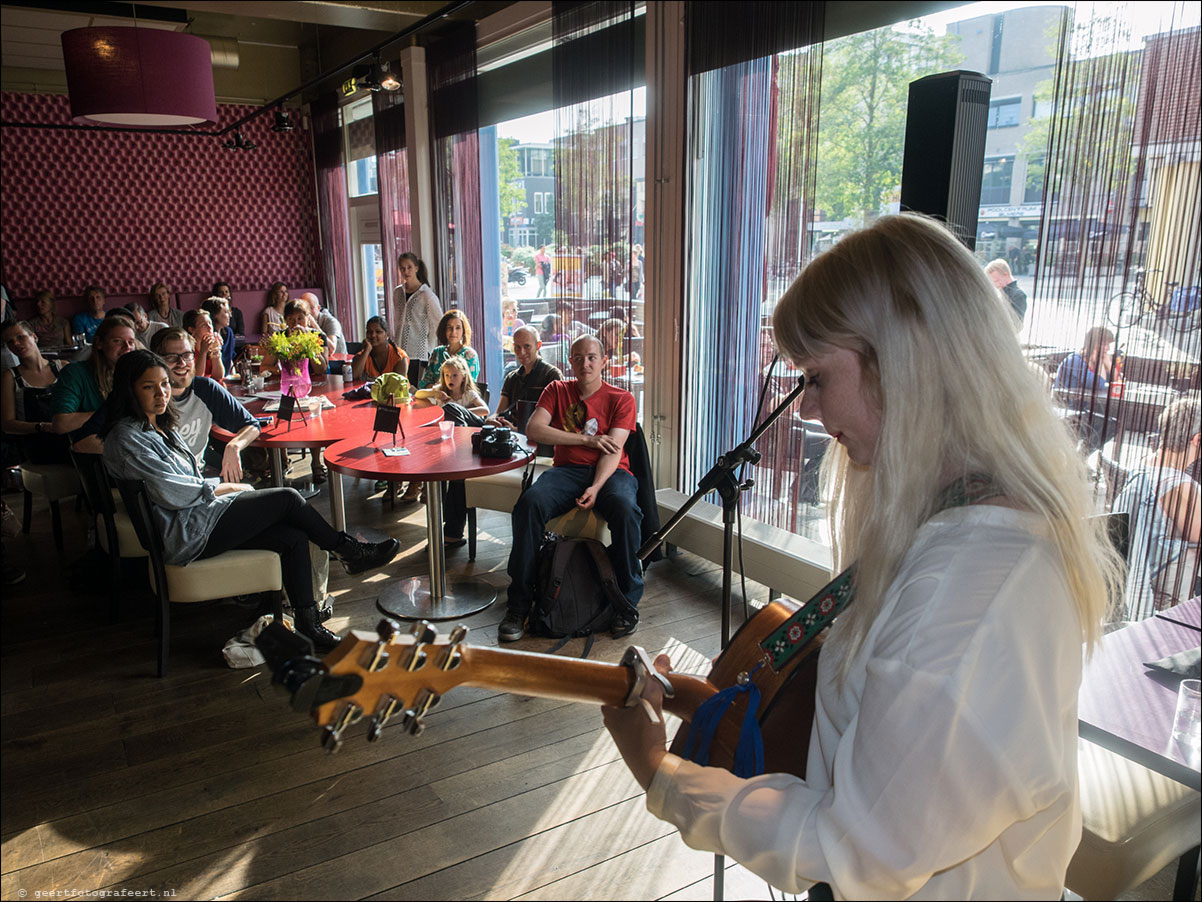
[61,27,218,127]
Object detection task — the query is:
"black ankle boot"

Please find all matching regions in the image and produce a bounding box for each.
[335,533,399,575]
[294,605,341,653]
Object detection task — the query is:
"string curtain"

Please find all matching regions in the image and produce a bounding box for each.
[1023,3,1199,616]
[678,2,825,534]
[549,1,641,383]
[311,93,354,318]
[373,88,411,317]
[428,21,486,381]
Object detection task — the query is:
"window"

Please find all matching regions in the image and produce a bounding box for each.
[1023,154,1045,204]
[344,97,378,197]
[533,192,543,214]
[980,156,1014,205]
[987,97,1022,128]
[1032,98,1053,119]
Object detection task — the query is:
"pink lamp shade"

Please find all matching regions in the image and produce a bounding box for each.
[61,27,217,127]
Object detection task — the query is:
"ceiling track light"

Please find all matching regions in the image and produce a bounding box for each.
[353,57,401,93]
[222,130,257,150]
[272,109,293,132]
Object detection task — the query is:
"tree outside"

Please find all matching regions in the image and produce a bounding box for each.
[807,22,964,226]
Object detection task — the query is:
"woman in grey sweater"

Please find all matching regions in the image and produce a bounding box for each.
[101,350,398,651]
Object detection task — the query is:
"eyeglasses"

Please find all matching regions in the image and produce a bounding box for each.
[162,352,195,364]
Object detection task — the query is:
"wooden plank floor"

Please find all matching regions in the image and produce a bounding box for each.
[3,472,1188,901]
[0,473,780,901]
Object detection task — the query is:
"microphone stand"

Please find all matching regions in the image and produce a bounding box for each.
[638,375,806,648]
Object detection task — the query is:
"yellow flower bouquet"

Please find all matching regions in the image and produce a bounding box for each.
[262,329,326,366]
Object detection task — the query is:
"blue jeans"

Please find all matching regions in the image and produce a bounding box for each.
[506,465,643,615]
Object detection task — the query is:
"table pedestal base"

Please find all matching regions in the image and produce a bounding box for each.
[376,577,497,621]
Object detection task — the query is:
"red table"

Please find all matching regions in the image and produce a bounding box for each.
[216,375,444,530]
[324,427,535,620]
[1079,615,1201,789]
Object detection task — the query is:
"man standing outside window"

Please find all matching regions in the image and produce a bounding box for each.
[499,334,642,642]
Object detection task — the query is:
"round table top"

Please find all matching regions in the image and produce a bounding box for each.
[324,427,535,481]
[214,377,444,449]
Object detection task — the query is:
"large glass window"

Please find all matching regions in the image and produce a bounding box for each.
[344,97,378,197]
[987,96,1022,128]
[980,156,1014,205]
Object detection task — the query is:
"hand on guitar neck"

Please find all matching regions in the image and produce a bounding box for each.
[602,652,674,789]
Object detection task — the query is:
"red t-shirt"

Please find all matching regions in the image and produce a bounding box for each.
[536,380,636,473]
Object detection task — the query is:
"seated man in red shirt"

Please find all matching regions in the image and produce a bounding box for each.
[500,334,642,642]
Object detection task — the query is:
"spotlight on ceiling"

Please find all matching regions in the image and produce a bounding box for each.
[222,130,257,150]
[272,109,293,132]
[353,57,401,93]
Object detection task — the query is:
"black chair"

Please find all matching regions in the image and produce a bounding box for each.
[113,478,284,677]
[71,451,147,622]
[407,358,428,387]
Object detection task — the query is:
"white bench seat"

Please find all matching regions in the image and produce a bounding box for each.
[654,488,833,600]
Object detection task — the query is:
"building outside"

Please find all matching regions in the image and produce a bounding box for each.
[948,5,1067,272]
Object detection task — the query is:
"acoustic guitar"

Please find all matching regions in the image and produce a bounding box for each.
[257,598,823,779]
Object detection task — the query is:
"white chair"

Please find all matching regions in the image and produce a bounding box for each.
[115,478,284,677]
[20,462,81,551]
[1066,738,1200,899]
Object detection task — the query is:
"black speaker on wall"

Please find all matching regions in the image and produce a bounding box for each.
[899,70,992,251]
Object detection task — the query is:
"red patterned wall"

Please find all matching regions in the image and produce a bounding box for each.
[0,92,321,300]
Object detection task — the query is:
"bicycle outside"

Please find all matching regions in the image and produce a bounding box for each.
[1107,267,1198,333]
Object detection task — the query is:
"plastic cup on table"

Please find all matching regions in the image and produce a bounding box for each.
[439,421,454,441]
[1172,678,1201,759]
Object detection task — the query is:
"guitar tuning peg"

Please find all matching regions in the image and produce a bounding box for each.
[376,618,401,642]
[400,708,425,736]
[366,695,402,742]
[447,624,469,645]
[320,702,362,753]
[409,620,437,644]
[437,626,467,670]
[321,724,344,753]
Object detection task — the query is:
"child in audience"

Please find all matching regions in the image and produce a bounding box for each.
[414,355,488,418]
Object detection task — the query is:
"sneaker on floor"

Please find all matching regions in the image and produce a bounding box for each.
[336,536,399,575]
[498,610,527,642]
[611,612,639,639]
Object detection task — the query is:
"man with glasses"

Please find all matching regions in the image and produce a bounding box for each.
[150,327,258,481]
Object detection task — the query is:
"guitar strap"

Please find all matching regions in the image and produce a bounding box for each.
[681,474,1003,778]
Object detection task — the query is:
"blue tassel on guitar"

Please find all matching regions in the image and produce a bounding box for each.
[681,666,765,778]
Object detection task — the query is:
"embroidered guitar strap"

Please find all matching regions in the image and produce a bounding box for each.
[758,472,1004,673]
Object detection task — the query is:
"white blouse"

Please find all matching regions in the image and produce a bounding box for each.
[647,506,1083,900]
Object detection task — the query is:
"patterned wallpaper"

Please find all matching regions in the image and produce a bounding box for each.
[0,92,321,299]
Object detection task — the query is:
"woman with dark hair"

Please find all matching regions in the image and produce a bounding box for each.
[261,282,289,338]
[417,310,479,389]
[101,350,399,651]
[392,252,442,363]
[352,315,409,382]
[210,280,245,337]
[147,282,183,329]
[604,215,1123,899]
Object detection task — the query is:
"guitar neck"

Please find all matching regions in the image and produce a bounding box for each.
[457,646,719,718]
[314,633,719,726]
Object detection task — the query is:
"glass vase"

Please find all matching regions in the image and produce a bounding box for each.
[280,360,312,398]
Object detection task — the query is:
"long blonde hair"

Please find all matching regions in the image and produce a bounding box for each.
[439,354,478,401]
[772,214,1122,675]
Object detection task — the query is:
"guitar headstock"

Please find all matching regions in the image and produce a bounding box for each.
[256,618,473,752]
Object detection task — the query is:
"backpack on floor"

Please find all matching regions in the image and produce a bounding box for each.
[529,533,633,657]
